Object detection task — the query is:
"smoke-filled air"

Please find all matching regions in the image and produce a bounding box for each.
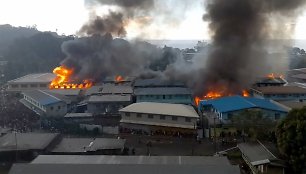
[58,0,306,96]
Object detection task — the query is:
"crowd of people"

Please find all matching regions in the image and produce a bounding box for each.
[0,89,39,132]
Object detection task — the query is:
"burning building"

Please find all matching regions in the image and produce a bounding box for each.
[46,0,306,111]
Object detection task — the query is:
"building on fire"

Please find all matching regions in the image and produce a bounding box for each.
[119,102,199,136]
[198,96,289,137]
[253,76,287,87]
[7,73,55,92]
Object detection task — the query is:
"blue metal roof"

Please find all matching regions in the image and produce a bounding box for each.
[199,96,288,113]
[23,90,62,106]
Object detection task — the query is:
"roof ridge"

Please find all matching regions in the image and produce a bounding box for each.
[241,96,257,107]
[39,90,61,102]
[257,140,277,159]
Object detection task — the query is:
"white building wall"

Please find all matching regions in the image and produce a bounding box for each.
[121,112,197,129]
[23,94,67,117]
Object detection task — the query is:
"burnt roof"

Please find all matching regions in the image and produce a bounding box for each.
[255,77,286,84]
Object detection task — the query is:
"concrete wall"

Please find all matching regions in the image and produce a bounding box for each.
[120,112,197,129]
[219,109,287,122]
[136,94,192,104]
[8,82,49,92]
[45,102,67,117]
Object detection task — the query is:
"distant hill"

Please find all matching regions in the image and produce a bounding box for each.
[0,24,40,54]
[0,25,74,81]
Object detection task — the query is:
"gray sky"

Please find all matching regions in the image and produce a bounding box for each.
[0,0,305,40]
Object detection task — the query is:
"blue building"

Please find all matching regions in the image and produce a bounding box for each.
[198,96,289,124]
[134,87,193,104]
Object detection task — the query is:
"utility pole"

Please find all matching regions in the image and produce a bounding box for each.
[214,116,217,154]
[14,131,18,162]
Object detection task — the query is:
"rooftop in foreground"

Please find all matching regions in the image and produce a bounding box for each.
[120,102,199,118]
[0,133,59,151]
[32,155,232,165]
[9,163,240,174]
[51,138,125,153]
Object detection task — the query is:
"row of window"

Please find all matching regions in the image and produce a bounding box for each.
[264,94,306,97]
[125,112,191,122]
[11,83,47,88]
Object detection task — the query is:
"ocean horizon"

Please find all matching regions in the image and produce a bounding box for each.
[147,39,306,50]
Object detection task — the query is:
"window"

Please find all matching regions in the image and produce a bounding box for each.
[21,84,27,88]
[160,115,165,120]
[137,113,142,118]
[50,106,54,110]
[125,112,130,117]
[11,84,18,88]
[39,84,47,87]
[163,95,165,99]
[148,114,154,119]
[58,106,61,110]
[172,116,178,121]
[30,84,38,88]
[156,95,160,99]
[169,95,172,99]
[275,113,280,120]
[185,118,191,122]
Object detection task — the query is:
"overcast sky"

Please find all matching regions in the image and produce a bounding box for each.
[0,0,305,40]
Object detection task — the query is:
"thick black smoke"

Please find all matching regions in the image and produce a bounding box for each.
[60,33,180,83]
[199,0,306,95]
[80,0,155,36]
[80,12,126,37]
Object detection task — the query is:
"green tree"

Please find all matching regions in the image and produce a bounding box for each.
[231,110,275,140]
[276,108,306,173]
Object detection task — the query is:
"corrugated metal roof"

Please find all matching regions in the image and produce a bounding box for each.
[119,102,199,118]
[0,133,58,151]
[51,138,125,153]
[238,142,277,165]
[101,84,133,94]
[88,95,131,102]
[134,78,185,87]
[8,73,55,83]
[9,163,240,174]
[32,155,232,165]
[22,90,64,106]
[199,96,288,113]
[134,87,192,95]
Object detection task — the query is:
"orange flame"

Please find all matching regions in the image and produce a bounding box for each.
[242,90,249,97]
[266,73,284,79]
[195,89,249,106]
[115,75,124,82]
[49,66,93,89]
